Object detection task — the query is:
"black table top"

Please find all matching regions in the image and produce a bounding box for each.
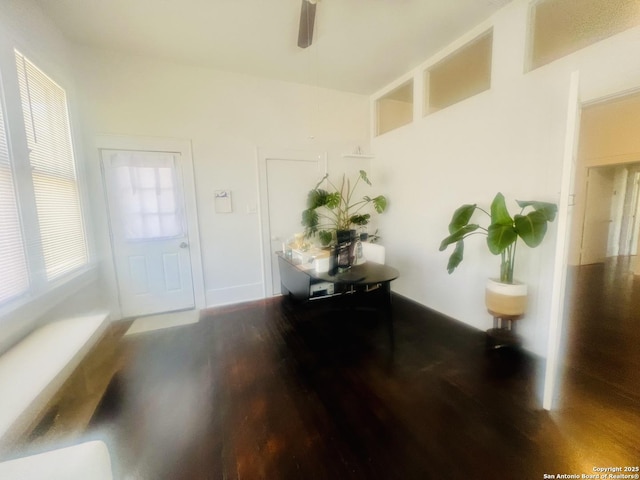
[314,261,399,285]
[279,252,399,286]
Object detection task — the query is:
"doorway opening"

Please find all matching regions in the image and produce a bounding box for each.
[558,90,640,411]
[576,163,640,270]
[563,161,640,400]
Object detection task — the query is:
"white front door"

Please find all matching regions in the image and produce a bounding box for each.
[101,149,195,317]
[258,150,326,296]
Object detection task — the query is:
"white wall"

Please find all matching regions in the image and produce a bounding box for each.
[370,0,640,356]
[72,47,370,308]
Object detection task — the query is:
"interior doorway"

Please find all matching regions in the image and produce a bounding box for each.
[578,163,640,268]
[556,89,640,413]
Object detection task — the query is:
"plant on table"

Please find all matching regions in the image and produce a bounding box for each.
[301,170,388,246]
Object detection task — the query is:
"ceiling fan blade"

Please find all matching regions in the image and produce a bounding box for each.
[297,0,316,49]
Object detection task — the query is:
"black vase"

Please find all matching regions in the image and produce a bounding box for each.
[348,229,357,266]
[328,245,338,275]
[335,229,353,272]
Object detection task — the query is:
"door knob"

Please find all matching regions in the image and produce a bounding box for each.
[180,242,189,248]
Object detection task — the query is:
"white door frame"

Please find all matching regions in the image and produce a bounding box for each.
[96,135,205,318]
[257,148,327,297]
[543,71,581,410]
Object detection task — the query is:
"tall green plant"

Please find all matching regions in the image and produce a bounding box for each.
[302,170,387,245]
[439,192,557,283]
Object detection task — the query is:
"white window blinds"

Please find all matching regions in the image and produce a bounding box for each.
[0,92,29,304]
[15,50,88,280]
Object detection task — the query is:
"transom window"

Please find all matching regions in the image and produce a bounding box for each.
[529,0,640,70]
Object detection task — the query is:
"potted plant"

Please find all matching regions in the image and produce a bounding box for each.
[439,192,557,316]
[301,170,387,246]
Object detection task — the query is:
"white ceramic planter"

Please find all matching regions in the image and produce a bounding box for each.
[485,278,528,316]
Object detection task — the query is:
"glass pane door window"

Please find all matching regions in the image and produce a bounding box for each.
[108,151,185,240]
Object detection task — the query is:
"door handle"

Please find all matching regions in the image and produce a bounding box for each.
[180,242,189,249]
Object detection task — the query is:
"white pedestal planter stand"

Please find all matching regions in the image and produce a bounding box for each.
[485,279,527,350]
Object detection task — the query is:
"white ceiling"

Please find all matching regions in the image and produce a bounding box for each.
[35,0,513,95]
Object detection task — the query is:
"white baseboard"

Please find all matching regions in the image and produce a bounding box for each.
[205,282,264,308]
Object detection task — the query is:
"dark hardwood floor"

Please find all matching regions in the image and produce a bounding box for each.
[12,261,640,479]
[547,257,640,476]
[561,257,640,401]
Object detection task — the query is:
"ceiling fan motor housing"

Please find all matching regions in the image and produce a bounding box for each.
[298,0,317,48]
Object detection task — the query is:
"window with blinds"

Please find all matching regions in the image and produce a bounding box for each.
[15,50,88,281]
[0,91,29,304]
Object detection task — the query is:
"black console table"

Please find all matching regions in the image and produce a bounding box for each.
[277,252,399,309]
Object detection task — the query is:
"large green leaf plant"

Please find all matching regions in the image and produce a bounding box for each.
[439,192,557,284]
[302,170,388,246]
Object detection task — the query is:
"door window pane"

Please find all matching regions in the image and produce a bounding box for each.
[109,152,184,240]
